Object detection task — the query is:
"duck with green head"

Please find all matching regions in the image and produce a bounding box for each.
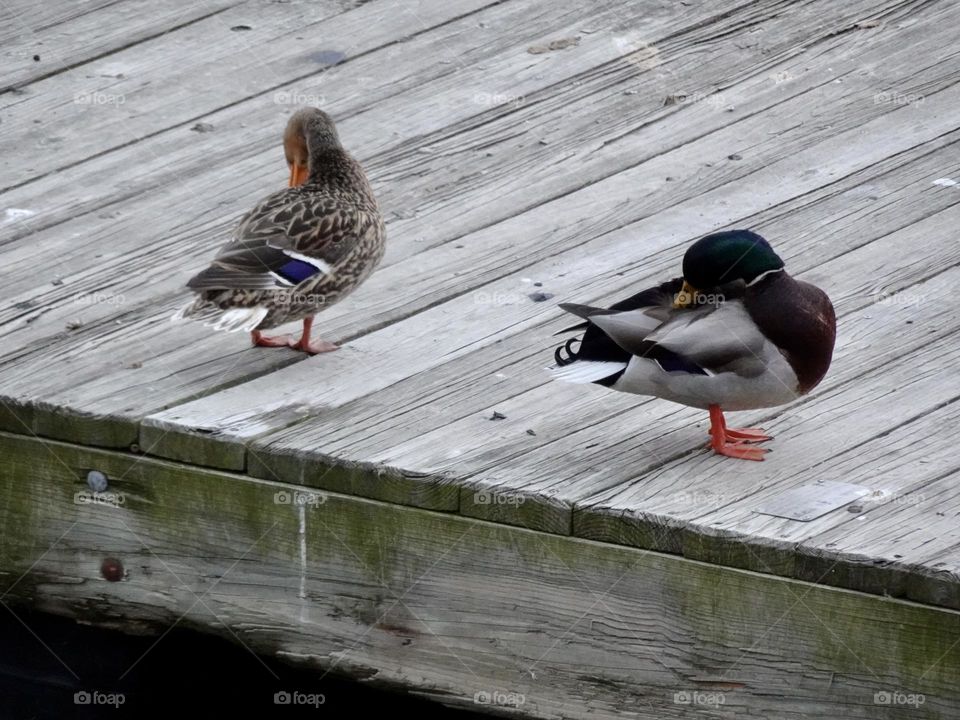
[552,230,836,460]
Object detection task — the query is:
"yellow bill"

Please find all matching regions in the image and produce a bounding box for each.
[673,280,698,308]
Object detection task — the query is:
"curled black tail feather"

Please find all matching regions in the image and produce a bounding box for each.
[551,277,685,387]
[554,337,580,366]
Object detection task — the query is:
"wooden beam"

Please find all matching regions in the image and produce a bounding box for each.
[0,430,957,718]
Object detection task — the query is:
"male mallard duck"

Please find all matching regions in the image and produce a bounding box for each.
[552,230,836,460]
[173,107,385,354]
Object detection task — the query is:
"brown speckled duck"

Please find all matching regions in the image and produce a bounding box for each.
[552,230,836,461]
[173,108,385,354]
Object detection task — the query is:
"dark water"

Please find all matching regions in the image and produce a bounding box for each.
[0,607,488,719]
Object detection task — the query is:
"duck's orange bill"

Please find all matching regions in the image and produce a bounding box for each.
[289,164,309,187]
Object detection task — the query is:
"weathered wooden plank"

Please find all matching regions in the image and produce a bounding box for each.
[4,0,754,449]
[794,467,960,610]
[243,134,960,512]
[0,0,778,363]
[568,327,960,603]
[640,268,960,571]
[138,79,960,469]
[0,0,729,244]
[0,318,304,448]
[1,430,957,719]
[6,0,746,195]
[310,208,960,529]
[0,0,506,190]
[245,331,546,511]
[0,0,242,91]
[378,0,947,268]
[0,0,800,313]
[2,0,941,310]
[1,0,947,394]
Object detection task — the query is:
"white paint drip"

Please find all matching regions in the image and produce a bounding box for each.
[933,178,958,187]
[298,503,308,620]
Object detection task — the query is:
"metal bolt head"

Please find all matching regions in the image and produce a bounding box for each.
[86,470,108,493]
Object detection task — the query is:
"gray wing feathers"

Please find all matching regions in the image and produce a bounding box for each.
[649,303,769,377]
[587,308,668,355]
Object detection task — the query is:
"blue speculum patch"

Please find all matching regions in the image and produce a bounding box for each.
[277,258,320,284]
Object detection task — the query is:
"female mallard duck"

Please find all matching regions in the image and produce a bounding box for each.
[552,230,836,460]
[173,107,385,354]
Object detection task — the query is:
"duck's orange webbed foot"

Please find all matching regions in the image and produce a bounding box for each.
[292,338,339,354]
[716,426,772,443]
[252,317,339,355]
[707,404,770,461]
[251,331,298,349]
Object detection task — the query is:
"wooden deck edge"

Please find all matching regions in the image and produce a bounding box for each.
[1,430,957,719]
[247,444,461,512]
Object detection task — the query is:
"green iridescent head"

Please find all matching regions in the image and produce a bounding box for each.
[681,229,784,290]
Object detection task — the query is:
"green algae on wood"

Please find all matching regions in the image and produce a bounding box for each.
[2,431,959,718]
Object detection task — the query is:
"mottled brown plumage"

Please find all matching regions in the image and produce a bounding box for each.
[174,108,385,353]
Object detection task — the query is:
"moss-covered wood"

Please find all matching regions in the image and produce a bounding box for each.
[1,431,958,719]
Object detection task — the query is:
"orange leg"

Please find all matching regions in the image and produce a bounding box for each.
[251,317,339,355]
[707,404,770,461]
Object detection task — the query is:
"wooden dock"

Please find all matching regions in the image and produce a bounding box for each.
[2,0,959,716]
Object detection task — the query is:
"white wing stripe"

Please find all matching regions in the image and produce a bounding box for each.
[274,247,333,275]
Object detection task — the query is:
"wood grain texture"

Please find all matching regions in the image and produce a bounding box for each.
[1,0,788,452]
[1,0,960,700]
[0,0,497,188]
[0,0,242,92]
[138,80,960,466]
[1,431,958,719]
[246,127,960,478]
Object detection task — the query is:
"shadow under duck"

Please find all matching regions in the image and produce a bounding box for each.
[174,107,385,354]
[552,230,836,461]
